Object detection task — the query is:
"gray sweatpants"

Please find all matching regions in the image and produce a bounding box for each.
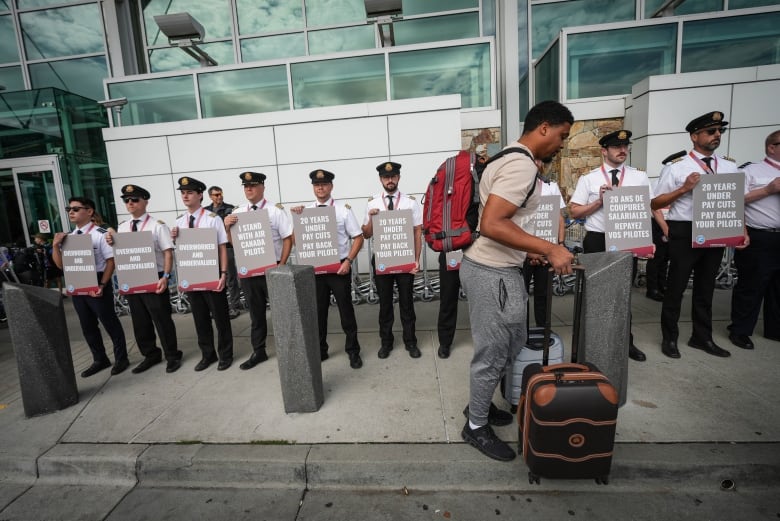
[460,256,528,427]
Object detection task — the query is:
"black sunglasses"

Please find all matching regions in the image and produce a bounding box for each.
[123,197,141,203]
[701,127,727,136]
[65,206,87,212]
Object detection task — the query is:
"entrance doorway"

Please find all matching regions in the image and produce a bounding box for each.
[0,155,68,248]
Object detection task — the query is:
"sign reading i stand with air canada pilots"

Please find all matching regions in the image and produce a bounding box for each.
[533,195,561,244]
[61,234,99,295]
[231,210,278,278]
[603,186,654,257]
[175,228,221,291]
[112,231,159,294]
[691,172,745,248]
[372,208,416,274]
[292,206,341,274]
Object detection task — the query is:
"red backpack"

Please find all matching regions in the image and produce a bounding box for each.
[423,148,536,252]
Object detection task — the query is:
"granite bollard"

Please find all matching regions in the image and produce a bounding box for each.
[266,265,324,413]
[575,252,632,407]
[4,283,78,417]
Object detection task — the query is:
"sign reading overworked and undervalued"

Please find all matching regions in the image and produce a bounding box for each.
[176,228,221,291]
[61,234,98,295]
[293,206,341,274]
[232,210,278,278]
[533,195,561,244]
[604,186,654,257]
[372,209,416,274]
[113,231,159,294]
[692,172,745,248]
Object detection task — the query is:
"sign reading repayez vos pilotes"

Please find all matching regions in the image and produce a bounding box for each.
[176,228,221,291]
[61,234,98,295]
[692,172,745,248]
[232,210,278,278]
[604,186,654,257]
[292,207,341,274]
[113,231,159,294]
[372,209,415,274]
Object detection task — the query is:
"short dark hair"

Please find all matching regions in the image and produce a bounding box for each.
[208,186,223,195]
[68,196,96,209]
[523,100,574,133]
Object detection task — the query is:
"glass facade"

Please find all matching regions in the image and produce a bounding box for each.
[143,0,233,46]
[107,76,198,126]
[402,0,478,16]
[241,33,306,62]
[308,25,375,55]
[305,0,366,26]
[644,0,722,17]
[28,56,108,101]
[393,13,479,46]
[534,41,559,102]
[198,65,290,117]
[237,0,304,35]
[0,66,24,91]
[20,4,105,60]
[0,14,19,63]
[149,41,235,72]
[291,54,386,109]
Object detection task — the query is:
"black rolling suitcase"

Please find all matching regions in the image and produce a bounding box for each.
[517,266,619,485]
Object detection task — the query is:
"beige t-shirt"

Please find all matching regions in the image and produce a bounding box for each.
[465,144,540,268]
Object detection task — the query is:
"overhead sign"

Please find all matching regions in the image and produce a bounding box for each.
[292,206,341,274]
[232,210,278,278]
[175,228,221,292]
[61,234,99,295]
[604,186,654,257]
[372,209,416,274]
[691,172,745,248]
[113,231,159,294]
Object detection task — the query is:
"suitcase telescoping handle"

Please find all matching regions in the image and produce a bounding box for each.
[570,264,585,364]
[542,266,554,366]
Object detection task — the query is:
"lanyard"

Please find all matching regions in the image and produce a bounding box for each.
[763,158,780,171]
[133,214,151,232]
[600,165,625,188]
[188,208,206,228]
[73,223,95,235]
[689,151,718,174]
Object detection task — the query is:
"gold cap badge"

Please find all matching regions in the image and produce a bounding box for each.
[618,131,627,140]
[244,172,252,180]
[384,163,393,172]
[316,171,325,179]
[181,177,189,185]
[713,112,722,121]
[126,185,134,192]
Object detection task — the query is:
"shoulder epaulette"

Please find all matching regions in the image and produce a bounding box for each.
[367,196,374,202]
[96,227,107,233]
[119,220,127,226]
[738,161,753,169]
[722,156,736,163]
[345,203,351,210]
[661,150,687,165]
[275,203,284,209]
[157,219,166,225]
[208,212,217,218]
[408,195,416,200]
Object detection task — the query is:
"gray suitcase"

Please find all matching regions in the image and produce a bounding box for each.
[504,327,564,408]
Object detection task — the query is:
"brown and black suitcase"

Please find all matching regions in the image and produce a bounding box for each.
[517,267,619,484]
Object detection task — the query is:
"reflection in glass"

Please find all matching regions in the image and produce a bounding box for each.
[291,54,385,109]
[308,25,374,55]
[306,0,365,27]
[29,56,108,100]
[17,0,71,7]
[0,89,62,160]
[483,0,496,37]
[0,65,24,91]
[532,0,634,58]
[567,24,676,99]
[682,12,780,73]
[729,0,779,8]
[393,13,479,46]
[108,76,197,125]
[402,0,478,16]
[237,0,303,35]
[20,4,104,60]
[149,41,234,72]
[143,0,233,46]
[0,0,8,11]
[241,33,305,61]
[390,43,491,108]
[198,66,290,117]
[644,0,722,17]
[0,15,19,64]
[534,41,558,103]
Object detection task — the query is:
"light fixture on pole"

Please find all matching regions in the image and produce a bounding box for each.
[153,12,217,67]
[98,97,128,127]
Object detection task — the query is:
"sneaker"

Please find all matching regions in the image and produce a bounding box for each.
[461,422,515,462]
[463,402,514,427]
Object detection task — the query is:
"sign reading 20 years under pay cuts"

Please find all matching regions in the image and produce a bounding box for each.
[372,208,416,274]
[292,206,341,274]
[691,172,745,248]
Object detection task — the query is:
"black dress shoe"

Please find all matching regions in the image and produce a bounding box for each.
[629,344,646,362]
[463,402,513,427]
[661,340,681,359]
[217,358,232,371]
[239,350,269,370]
[81,359,112,378]
[166,359,182,373]
[378,345,393,359]
[688,338,731,357]
[728,333,754,350]
[111,358,130,375]
[132,356,162,374]
[437,345,451,359]
[228,309,240,320]
[406,344,421,358]
[320,351,329,361]
[349,352,363,369]
[194,356,218,371]
[645,290,665,302]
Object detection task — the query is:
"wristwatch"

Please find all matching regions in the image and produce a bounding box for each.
[163,272,171,279]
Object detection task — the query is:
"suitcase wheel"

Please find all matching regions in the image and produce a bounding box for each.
[595,476,609,485]
[528,472,540,485]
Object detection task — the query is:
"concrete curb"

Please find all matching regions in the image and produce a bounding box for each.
[36,443,147,486]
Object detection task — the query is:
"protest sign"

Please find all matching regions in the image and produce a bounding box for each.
[604,186,654,257]
[692,172,745,248]
[292,206,341,274]
[372,209,416,274]
[176,228,221,291]
[61,234,99,295]
[232,210,278,278]
[113,231,159,294]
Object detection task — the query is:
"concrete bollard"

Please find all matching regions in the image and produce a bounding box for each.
[575,252,632,407]
[266,265,324,413]
[4,283,79,417]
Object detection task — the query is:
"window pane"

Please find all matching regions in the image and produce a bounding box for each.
[729,0,779,8]
[20,4,104,59]
[17,0,72,7]
[308,25,374,55]
[143,0,232,46]
[108,76,197,125]
[681,12,780,73]
[291,54,385,109]
[198,66,290,117]
[29,56,107,100]
[237,0,303,35]
[534,41,559,103]
[149,41,234,72]
[532,0,635,58]
[306,0,365,27]
[483,0,496,37]
[645,0,723,17]
[0,14,19,63]
[393,13,479,46]
[390,43,491,108]
[0,65,24,91]
[241,33,305,61]
[567,24,677,99]
[402,0,477,16]
[0,0,8,11]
